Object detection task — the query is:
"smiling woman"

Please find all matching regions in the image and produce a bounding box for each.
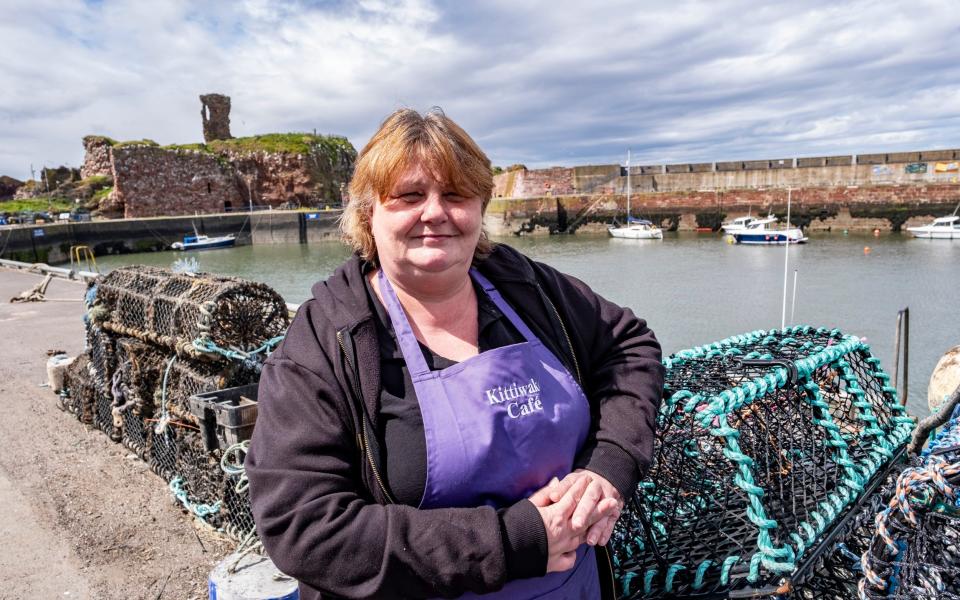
[245,108,665,600]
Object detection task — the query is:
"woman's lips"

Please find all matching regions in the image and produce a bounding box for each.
[416,234,455,241]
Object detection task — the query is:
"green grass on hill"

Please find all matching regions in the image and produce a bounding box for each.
[155,133,355,156]
[0,197,76,214]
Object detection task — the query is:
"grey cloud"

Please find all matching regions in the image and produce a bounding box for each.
[1,0,959,179]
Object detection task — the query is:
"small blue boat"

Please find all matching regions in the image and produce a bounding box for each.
[730,216,807,245]
[171,233,236,251]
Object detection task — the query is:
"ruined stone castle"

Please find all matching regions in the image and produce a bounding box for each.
[82,95,356,218]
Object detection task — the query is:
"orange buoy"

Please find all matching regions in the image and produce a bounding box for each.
[864,246,871,255]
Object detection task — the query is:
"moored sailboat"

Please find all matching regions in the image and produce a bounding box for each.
[609,150,663,240]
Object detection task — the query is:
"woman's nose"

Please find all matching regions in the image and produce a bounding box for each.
[420,192,447,222]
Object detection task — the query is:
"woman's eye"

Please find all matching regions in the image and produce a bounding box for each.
[399,192,423,201]
[443,192,464,201]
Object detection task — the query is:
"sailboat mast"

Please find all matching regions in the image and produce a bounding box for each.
[626,149,631,222]
[781,188,792,329]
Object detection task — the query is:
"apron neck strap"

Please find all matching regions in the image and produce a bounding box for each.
[468,268,539,342]
[376,268,541,377]
[377,269,432,377]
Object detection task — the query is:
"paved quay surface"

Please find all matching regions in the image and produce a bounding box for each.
[0,268,230,599]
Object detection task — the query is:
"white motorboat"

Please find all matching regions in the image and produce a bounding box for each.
[721,215,758,234]
[731,216,807,245]
[609,150,663,240]
[609,218,664,239]
[907,215,960,239]
[171,233,237,250]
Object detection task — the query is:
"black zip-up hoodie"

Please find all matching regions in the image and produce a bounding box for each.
[246,243,664,599]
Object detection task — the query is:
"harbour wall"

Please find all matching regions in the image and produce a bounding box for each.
[494,151,960,197]
[485,183,960,234]
[0,210,342,265]
[490,150,960,233]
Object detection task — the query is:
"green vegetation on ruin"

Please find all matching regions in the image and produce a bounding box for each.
[92,185,114,203]
[157,133,355,157]
[83,135,118,145]
[81,174,111,187]
[113,139,159,149]
[208,133,354,156]
[107,132,356,159]
[0,197,75,213]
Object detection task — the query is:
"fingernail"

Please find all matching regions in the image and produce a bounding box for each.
[551,477,559,486]
[588,535,597,545]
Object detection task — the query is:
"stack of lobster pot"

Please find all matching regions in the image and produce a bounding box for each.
[59,265,289,542]
[859,403,960,600]
[609,326,915,599]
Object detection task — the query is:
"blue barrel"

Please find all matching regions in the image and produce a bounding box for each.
[209,552,299,600]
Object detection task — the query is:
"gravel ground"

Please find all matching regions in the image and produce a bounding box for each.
[0,269,232,599]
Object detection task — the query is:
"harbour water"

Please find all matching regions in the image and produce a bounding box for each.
[94,232,959,416]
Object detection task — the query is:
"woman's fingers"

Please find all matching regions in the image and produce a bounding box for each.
[584,498,621,545]
[571,479,603,529]
[599,515,617,546]
[528,477,560,507]
[553,474,590,519]
[547,472,580,503]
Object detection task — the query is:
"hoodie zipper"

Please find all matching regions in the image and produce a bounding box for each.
[538,285,582,386]
[540,286,617,595]
[337,330,395,504]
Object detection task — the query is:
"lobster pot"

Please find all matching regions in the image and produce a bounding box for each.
[221,473,256,543]
[61,354,96,424]
[86,323,115,394]
[612,327,914,599]
[113,338,166,459]
[94,266,289,359]
[149,361,258,528]
[160,359,253,425]
[859,408,960,599]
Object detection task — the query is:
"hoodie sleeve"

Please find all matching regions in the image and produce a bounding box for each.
[246,311,524,599]
[531,260,665,500]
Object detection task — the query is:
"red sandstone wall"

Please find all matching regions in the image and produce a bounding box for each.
[227,152,313,207]
[80,137,114,179]
[111,146,243,218]
[520,167,576,196]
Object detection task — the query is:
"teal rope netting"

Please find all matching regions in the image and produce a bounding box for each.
[612,326,913,599]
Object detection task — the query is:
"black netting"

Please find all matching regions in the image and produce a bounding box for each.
[612,327,912,598]
[859,416,960,599]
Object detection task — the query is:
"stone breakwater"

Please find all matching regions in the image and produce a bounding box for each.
[490,150,960,233]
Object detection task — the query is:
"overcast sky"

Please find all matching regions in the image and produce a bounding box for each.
[2,0,959,180]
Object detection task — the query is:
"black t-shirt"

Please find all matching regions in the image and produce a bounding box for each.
[364,274,523,506]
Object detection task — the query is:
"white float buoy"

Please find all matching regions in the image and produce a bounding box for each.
[46,353,76,393]
[929,345,960,414]
[209,552,299,600]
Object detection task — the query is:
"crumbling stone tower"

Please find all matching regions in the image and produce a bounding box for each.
[200,93,233,142]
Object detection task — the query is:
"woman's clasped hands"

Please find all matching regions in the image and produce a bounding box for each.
[529,469,624,573]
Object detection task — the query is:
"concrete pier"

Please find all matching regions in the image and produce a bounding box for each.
[0,209,343,265]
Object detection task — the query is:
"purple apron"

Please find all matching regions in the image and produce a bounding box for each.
[378,269,601,599]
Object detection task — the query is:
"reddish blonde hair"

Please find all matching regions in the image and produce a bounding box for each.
[341,108,494,261]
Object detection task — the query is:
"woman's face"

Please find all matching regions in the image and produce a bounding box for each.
[370,161,483,278]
